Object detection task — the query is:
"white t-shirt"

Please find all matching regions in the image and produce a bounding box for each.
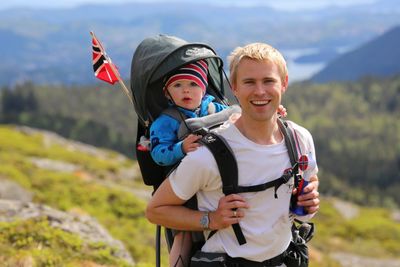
[169,120,318,262]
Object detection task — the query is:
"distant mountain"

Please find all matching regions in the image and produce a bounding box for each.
[294,48,339,64]
[311,26,400,82]
[0,0,400,86]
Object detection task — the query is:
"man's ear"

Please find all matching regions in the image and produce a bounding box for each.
[231,81,238,96]
[282,75,289,93]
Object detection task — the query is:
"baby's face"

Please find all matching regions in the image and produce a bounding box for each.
[166,79,203,110]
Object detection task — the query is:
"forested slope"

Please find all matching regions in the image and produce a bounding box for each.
[283,75,400,207]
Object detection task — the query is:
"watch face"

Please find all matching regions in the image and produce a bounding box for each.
[200,213,209,228]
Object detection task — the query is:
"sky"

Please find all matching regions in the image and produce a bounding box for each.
[0,0,377,11]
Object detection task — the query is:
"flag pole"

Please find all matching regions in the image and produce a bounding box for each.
[90,31,133,104]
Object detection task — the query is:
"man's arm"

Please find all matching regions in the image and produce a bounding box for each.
[146,178,249,231]
[146,178,204,230]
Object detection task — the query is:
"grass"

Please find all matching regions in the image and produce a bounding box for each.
[0,217,132,267]
[0,125,166,266]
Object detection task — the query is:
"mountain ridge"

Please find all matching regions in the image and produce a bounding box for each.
[1,0,400,86]
[311,25,400,82]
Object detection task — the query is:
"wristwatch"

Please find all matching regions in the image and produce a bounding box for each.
[200,212,210,230]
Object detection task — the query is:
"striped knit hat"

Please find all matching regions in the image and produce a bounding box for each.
[164,60,208,93]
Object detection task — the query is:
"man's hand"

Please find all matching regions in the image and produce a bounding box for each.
[296,176,320,214]
[209,194,249,230]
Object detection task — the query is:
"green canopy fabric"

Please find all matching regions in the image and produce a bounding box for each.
[130,34,229,126]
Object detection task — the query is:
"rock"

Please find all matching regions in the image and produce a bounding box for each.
[392,210,400,222]
[0,199,134,265]
[332,198,359,220]
[0,178,33,202]
[29,157,79,173]
[16,126,117,161]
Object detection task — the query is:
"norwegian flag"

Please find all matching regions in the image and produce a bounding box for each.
[91,34,119,84]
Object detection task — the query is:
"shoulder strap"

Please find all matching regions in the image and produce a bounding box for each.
[201,132,239,195]
[277,118,306,213]
[201,132,246,245]
[277,118,300,188]
[278,118,298,168]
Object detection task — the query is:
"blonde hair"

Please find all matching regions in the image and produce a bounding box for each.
[228,43,288,85]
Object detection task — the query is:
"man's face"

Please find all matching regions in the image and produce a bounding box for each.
[232,58,287,123]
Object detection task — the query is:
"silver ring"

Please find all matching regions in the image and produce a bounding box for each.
[233,210,237,217]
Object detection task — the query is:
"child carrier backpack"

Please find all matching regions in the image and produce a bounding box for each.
[130,34,236,266]
[130,34,314,267]
[130,34,233,189]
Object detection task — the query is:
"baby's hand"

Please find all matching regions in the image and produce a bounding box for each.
[277,104,287,117]
[182,134,202,154]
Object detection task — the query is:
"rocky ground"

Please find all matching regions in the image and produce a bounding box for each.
[0,199,134,265]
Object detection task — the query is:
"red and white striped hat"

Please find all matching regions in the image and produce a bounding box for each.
[164,60,208,93]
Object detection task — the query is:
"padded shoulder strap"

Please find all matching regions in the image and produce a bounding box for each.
[201,132,246,245]
[201,132,239,195]
[278,118,299,171]
[277,118,304,214]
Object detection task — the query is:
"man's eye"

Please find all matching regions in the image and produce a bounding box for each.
[264,79,275,84]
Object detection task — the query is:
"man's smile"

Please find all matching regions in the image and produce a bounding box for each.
[250,100,271,106]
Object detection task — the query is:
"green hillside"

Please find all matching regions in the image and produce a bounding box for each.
[0,125,399,267]
[0,125,165,266]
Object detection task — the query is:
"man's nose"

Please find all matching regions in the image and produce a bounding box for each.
[254,82,265,94]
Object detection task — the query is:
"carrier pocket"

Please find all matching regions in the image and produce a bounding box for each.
[190,251,227,267]
[283,223,310,267]
[283,240,308,267]
[136,147,165,187]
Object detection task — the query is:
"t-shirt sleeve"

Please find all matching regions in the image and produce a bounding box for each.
[169,146,219,201]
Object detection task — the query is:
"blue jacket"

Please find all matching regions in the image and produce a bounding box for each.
[150,94,227,166]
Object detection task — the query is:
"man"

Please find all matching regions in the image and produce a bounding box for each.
[146,42,320,267]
